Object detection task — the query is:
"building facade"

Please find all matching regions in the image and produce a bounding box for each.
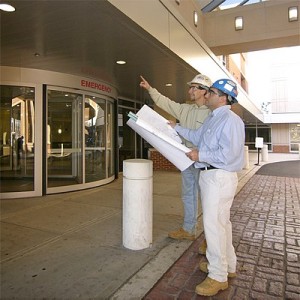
[1,0,299,198]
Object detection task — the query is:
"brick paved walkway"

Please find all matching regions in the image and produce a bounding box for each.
[144,174,300,299]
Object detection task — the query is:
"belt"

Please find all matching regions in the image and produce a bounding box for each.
[199,165,218,171]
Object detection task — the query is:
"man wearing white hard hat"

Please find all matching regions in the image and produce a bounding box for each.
[140,74,211,244]
[170,78,245,296]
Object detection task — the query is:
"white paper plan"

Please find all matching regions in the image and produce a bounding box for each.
[127,105,194,171]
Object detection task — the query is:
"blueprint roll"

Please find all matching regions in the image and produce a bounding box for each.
[123,159,153,250]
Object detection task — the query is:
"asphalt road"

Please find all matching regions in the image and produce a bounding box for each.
[256,159,300,178]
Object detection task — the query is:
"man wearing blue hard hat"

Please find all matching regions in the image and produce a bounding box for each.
[169,78,245,296]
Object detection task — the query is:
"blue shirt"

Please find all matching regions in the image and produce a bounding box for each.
[175,105,245,172]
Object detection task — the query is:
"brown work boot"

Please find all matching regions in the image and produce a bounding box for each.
[168,228,195,240]
[198,239,207,255]
[199,262,237,278]
[195,276,228,296]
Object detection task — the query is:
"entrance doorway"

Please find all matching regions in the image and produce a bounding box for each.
[47,89,83,188]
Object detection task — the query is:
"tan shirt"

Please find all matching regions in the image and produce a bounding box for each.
[148,87,210,148]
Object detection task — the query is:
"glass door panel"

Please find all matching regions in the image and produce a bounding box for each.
[0,85,35,192]
[47,90,83,188]
[107,101,115,177]
[84,96,106,182]
[118,106,136,172]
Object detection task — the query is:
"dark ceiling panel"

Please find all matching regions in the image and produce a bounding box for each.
[0,0,198,102]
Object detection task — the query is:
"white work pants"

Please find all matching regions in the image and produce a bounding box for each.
[199,169,237,282]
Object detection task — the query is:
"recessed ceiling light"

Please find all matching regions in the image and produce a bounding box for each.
[165,83,172,87]
[0,4,15,12]
[116,60,126,65]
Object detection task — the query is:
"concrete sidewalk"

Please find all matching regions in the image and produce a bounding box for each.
[0,152,299,299]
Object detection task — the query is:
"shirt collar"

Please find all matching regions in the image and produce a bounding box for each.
[211,105,231,116]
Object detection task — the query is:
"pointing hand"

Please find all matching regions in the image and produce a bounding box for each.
[140,75,151,90]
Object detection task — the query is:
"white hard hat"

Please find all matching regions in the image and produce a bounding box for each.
[187,74,212,88]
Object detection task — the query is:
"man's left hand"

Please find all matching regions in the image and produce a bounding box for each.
[186,149,199,161]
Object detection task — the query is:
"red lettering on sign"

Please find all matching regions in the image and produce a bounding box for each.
[81,80,112,93]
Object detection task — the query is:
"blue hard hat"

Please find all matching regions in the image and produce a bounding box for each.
[211,79,238,103]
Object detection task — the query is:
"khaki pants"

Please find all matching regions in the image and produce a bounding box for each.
[199,169,238,282]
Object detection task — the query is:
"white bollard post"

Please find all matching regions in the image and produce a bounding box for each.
[243,145,249,169]
[262,144,269,162]
[123,159,153,250]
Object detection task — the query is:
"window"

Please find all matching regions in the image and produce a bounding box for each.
[245,125,271,150]
[290,123,300,152]
[0,85,35,192]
